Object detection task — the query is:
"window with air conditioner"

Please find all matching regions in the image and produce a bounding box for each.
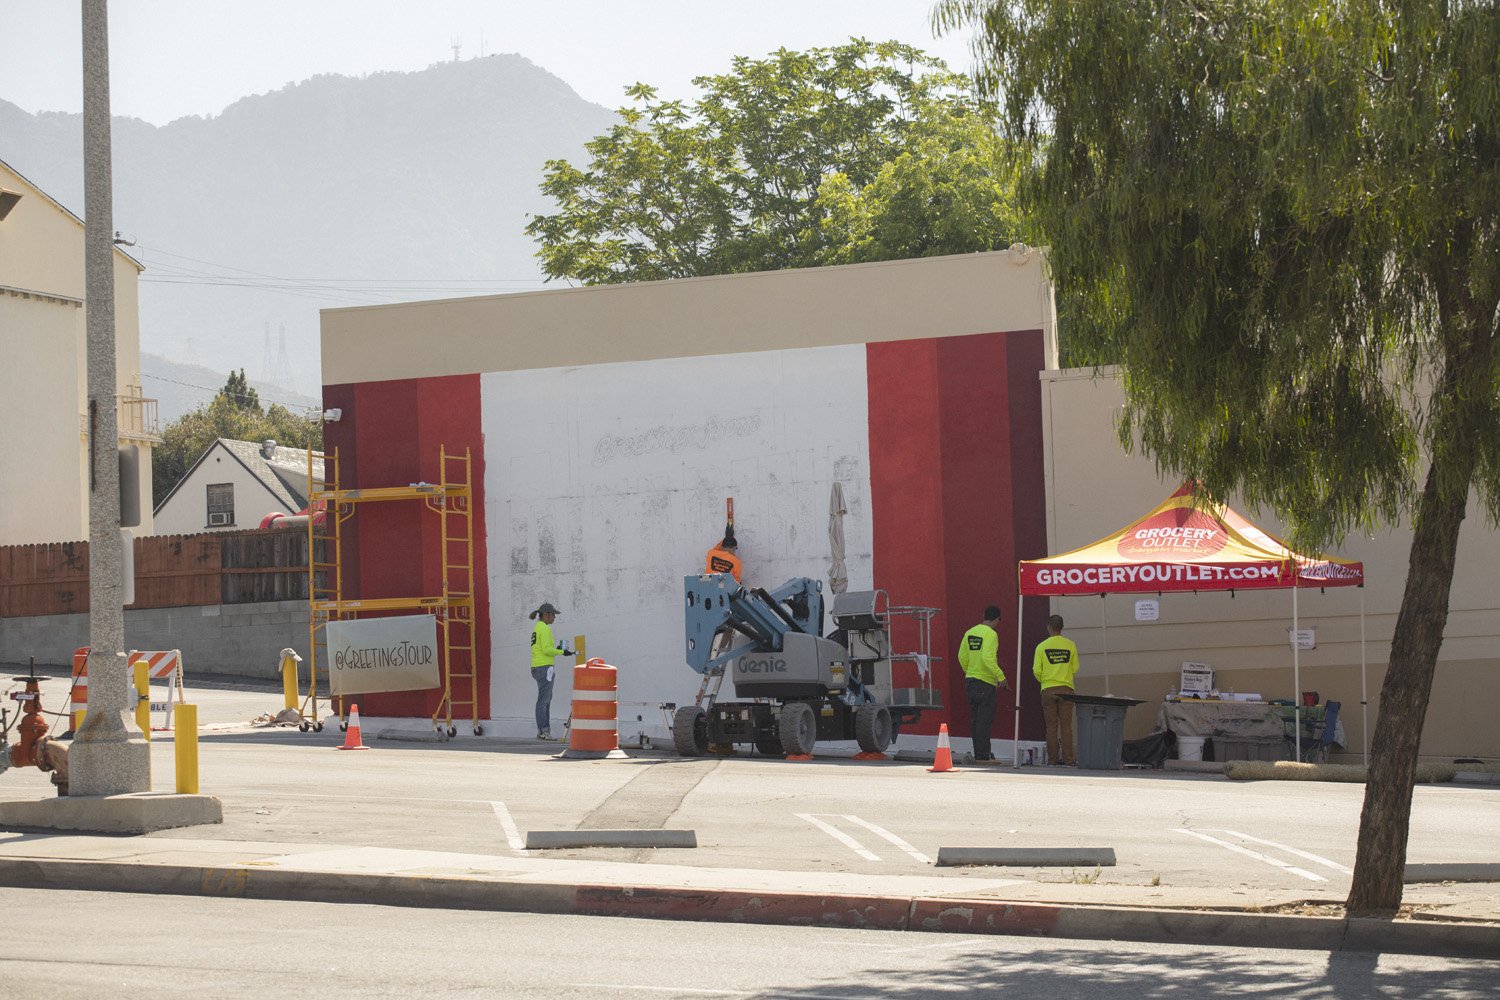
[207,483,234,527]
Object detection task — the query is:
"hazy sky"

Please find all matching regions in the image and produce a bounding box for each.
[4,1,979,125]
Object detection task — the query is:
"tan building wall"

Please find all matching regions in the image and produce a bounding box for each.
[0,160,154,545]
[1040,367,1500,762]
[322,247,1057,380]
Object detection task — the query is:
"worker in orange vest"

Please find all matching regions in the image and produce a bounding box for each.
[705,534,742,584]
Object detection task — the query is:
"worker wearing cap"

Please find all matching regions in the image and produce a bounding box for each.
[1033,614,1081,765]
[528,602,573,741]
[705,534,742,584]
[958,605,1007,763]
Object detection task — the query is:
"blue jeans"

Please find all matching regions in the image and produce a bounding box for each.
[531,666,554,733]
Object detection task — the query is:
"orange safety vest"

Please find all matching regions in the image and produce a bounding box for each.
[705,546,742,583]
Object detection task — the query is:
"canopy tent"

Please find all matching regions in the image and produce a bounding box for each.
[1015,483,1367,765]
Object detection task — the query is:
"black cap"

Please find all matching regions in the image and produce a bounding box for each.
[535,602,560,616]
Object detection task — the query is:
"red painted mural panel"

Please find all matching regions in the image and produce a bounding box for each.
[866,338,951,735]
[866,330,1048,741]
[319,376,489,721]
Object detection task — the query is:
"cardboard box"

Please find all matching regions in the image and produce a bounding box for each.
[1180,661,1214,694]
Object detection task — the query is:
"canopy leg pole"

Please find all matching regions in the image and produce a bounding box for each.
[1360,586,1368,766]
[1014,594,1024,768]
[1101,593,1109,695]
[1293,586,1302,763]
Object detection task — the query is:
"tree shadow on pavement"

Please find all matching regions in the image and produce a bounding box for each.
[753,939,1499,1000]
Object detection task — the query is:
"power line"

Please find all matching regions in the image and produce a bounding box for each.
[140,372,319,414]
[133,243,549,300]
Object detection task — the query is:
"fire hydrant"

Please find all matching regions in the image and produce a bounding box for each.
[3,673,69,796]
[8,675,49,768]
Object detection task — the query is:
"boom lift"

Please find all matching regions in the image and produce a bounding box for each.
[673,574,941,757]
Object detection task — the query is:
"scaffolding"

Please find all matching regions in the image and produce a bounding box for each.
[306,445,479,737]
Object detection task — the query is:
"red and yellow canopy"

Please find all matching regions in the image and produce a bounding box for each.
[1019,483,1364,597]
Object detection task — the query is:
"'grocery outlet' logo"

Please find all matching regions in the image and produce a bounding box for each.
[1116,508,1228,560]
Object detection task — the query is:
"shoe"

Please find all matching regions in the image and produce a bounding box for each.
[537,731,551,741]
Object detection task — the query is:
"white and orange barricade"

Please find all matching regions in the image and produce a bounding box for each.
[563,658,627,759]
[128,649,186,731]
[68,646,91,734]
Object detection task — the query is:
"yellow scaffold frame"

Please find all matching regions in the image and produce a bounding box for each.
[306,445,479,737]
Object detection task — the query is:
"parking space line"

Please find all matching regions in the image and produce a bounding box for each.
[1173,829,1325,881]
[840,814,933,865]
[1211,829,1352,874]
[796,813,881,861]
[490,801,526,852]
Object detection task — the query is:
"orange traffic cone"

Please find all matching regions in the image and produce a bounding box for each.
[335,703,371,751]
[927,723,958,772]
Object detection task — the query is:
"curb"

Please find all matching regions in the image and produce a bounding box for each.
[1,857,1495,959]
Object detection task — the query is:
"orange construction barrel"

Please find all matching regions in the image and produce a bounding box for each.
[67,646,90,735]
[564,658,624,759]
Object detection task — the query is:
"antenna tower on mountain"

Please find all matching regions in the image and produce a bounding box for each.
[273,323,298,394]
[451,36,462,62]
[261,322,274,380]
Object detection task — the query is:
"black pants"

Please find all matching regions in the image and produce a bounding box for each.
[966,677,998,760]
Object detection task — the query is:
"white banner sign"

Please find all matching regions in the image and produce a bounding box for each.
[325,615,441,696]
[1134,599,1160,622]
[1288,627,1317,650]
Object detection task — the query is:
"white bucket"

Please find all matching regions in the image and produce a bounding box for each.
[1178,736,1206,762]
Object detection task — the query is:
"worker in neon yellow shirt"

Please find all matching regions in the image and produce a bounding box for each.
[1033,614,1081,766]
[958,605,1007,763]
[528,602,574,741]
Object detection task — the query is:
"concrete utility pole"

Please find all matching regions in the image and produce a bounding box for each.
[69,0,149,796]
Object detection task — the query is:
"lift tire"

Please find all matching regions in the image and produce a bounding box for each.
[314,722,324,733]
[299,721,310,733]
[447,726,458,738]
[855,705,894,754]
[673,705,709,757]
[777,702,816,757]
[473,724,484,736]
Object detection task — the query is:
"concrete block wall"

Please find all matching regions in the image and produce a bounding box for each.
[0,600,310,680]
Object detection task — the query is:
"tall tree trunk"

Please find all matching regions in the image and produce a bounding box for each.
[1346,453,1474,914]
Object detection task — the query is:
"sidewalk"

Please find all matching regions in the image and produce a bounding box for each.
[0,825,1495,959]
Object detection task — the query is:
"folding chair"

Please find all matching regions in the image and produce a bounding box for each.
[1298,700,1341,763]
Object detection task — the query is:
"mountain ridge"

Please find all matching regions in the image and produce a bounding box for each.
[1,54,615,388]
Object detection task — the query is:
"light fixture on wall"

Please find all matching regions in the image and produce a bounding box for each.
[323,408,343,422]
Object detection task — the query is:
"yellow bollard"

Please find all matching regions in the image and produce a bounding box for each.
[574,635,586,666]
[280,648,302,711]
[175,703,199,794]
[133,659,151,742]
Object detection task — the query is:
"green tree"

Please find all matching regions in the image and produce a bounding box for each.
[935,0,1500,912]
[151,375,321,508]
[526,39,1031,283]
[221,368,260,413]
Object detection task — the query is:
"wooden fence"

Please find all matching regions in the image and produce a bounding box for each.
[0,529,314,617]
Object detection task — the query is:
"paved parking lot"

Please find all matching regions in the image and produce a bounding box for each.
[4,668,1496,914]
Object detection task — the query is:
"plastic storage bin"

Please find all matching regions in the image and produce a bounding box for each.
[1211,737,1286,762]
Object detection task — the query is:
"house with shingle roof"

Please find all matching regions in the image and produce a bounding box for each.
[152,438,323,535]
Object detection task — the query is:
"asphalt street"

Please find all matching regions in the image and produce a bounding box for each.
[2,888,1496,999]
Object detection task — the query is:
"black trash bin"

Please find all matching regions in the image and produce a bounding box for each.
[1060,694,1146,770]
